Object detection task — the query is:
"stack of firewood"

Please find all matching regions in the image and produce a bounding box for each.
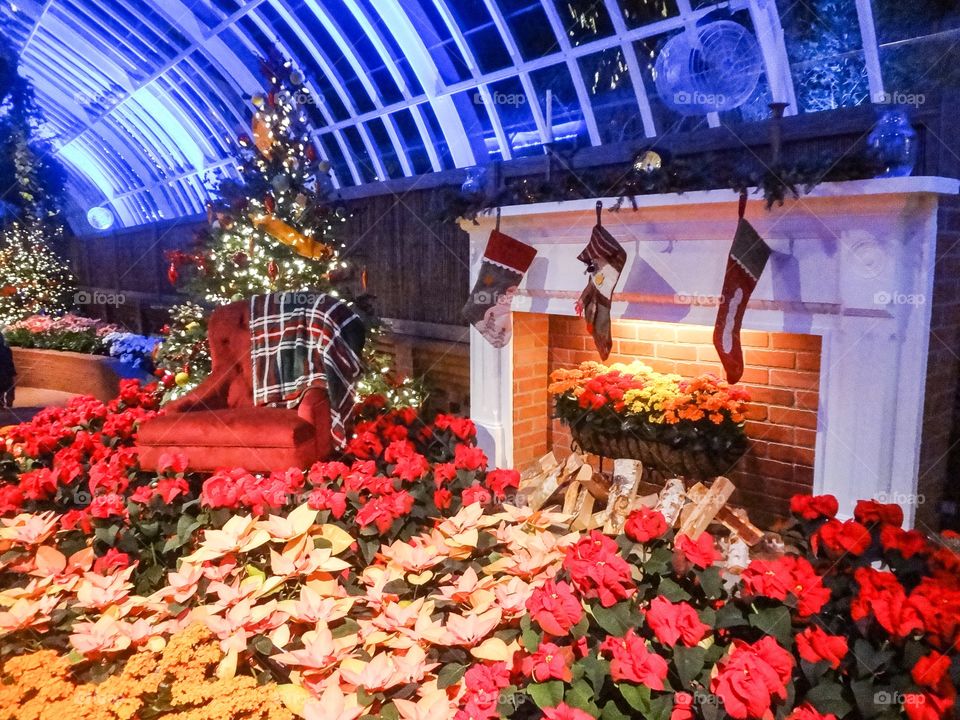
[516,452,782,571]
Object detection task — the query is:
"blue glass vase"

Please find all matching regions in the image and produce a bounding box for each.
[868,110,917,178]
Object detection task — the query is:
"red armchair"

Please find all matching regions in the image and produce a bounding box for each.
[136,300,334,473]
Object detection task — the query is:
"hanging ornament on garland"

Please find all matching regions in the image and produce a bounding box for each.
[267,259,280,282]
[167,261,179,286]
[251,94,265,109]
[250,213,333,260]
[232,251,248,268]
[0,285,17,298]
[264,194,276,214]
[306,144,317,162]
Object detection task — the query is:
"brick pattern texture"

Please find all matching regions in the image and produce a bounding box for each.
[512,314,822,528]
[920,194,960,531]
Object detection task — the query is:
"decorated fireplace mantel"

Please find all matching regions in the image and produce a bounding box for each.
[462,176,960,526]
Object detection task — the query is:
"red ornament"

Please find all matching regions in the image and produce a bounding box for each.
[268,260,279,281]
[167,261,179,286]
[233,251,248,267]
[267,92,276,107]
[238,134,251,146]
[306,144,317,162]
[265,194,276,214]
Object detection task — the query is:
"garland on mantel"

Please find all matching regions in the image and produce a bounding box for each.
[437,149,885,224]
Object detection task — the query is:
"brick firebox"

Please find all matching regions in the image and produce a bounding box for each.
[512,314,821,528]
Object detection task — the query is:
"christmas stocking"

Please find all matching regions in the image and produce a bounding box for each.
[462,229,537,347]
[576,220,627,360]
[713,199,771,383]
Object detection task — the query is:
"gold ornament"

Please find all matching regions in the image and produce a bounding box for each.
[633,150,662,173]
[251,93,265,109]
[174,371,190,387]
[251,214,333,261]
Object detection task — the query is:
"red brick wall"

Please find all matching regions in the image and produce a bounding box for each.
[919,194,960,531]
[513,314,822,528]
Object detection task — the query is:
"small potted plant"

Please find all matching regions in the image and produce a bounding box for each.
[548,361,750,477]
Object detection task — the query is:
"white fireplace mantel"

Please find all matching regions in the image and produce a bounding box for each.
[462,177,960,525]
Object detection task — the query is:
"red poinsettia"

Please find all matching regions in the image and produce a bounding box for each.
[563,531,636,608]
[795,626,848,669]
[542,704,595,720]
[484,469,519,501]
[521,641,574,682]
[675,532,720,568]
[789,494,839,521]
[710,637,795,719]
[526,579,583,636]
[645,596,710,648]
[879,525,929,559]
[854,499,904,527]
[785,704,837,720]
[850,567,923,639]
[741,555,831,617]
[599,629,669,688]
[812,519,872,558]
[624,506,668,543]
[671,692,695,720]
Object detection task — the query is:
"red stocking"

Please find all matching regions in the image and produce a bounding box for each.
[576,206,627,360]
[713,196,771,384]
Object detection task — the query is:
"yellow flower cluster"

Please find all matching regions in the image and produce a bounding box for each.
[0,625,295,720]
[622,370,683,422]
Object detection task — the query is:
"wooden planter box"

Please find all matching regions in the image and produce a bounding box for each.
[11,347,150,403]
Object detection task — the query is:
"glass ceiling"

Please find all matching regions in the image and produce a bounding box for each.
[0,0,956,230]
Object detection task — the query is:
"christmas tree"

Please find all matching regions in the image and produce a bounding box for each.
[155,52,372,400]
[0,43,74,327]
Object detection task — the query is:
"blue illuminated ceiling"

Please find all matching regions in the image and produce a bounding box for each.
[0,0,955,231]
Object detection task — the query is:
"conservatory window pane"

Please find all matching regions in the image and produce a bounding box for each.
[779,1,870,113]
[552,0,615,47]
[404,1,471,84]
[453,89,502,161]
[616,0,679,30]
[580,48,645,144]
[391,109,433,175]
[713,9,774,125]
[354,0,424,95]
[529,63,588,147]
[420,103,455,170]
[497,0,559,60]
[318,134,354,187]
[446,0,512,72]
[343,126,377,183]
[486,76,539,158]
[365,118,405,179]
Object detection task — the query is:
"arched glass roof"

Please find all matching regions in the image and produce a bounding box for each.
[0,0,957,230]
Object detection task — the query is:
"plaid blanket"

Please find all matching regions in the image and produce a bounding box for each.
[250,292,366,446]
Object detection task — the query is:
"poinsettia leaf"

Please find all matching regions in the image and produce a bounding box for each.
[579,654,610,693]
[656,577,690,602]
[805,682,853,717]
[618,682,651,713]
[379,703,399,720]
[801,658,831,685]
[600,701,632,720]
[570,613,590,639]
[565,679,600,717]
[648,695,674,720]
[673,645,707,688]
[851,678,883,719]
[747,606,793,647]
[698,566,723,599]
[527,680,564,709]
[715,602,748,628]
[332,619,360,638]
[591,601,637,636]
[520,613,541,652]
[644,546,673,575]
[437,663,467,690]
[94,524,119,547]
[853,639,895,676]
